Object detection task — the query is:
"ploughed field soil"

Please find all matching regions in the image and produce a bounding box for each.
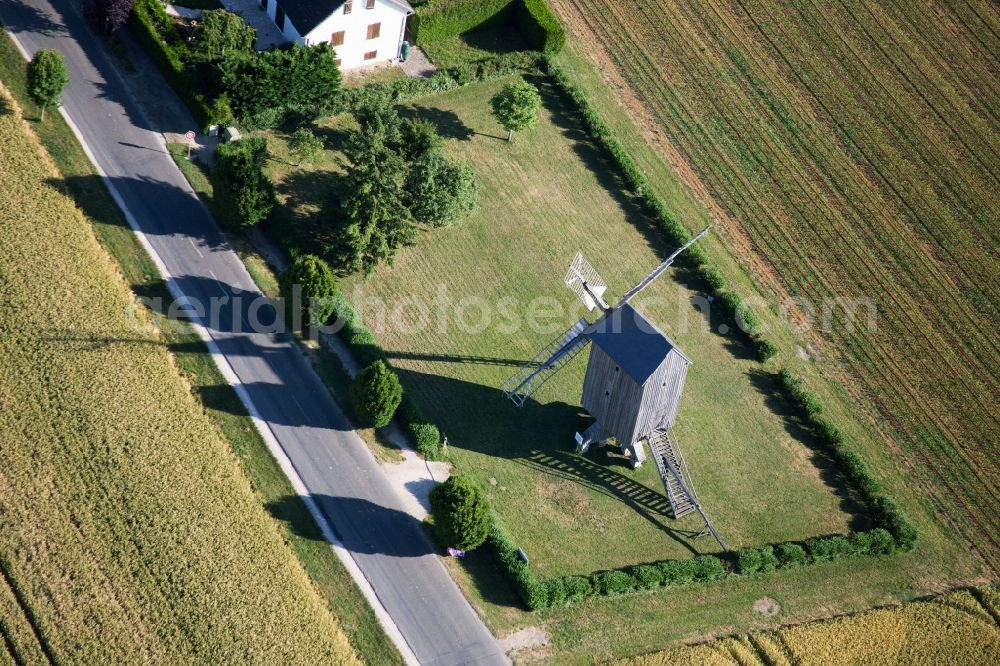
[549,0,1000,570]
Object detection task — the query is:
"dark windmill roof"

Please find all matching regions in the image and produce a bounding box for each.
[280,0,413,37]
[588,303,689,385]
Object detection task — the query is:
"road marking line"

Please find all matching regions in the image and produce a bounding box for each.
[6,26,421,663]
[188,236,203,258]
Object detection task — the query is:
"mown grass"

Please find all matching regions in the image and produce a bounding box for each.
[618,584,1000,666]
[265,75,863,577]
[0,32,401,665]
[549,0,1000,570]
[0,85,359,663]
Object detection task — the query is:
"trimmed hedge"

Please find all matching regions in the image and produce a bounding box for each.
[776,368,918,551]
[332,51,543,115]
[545,63,782,363]
[411,0,565,54]
[129,0,216,128]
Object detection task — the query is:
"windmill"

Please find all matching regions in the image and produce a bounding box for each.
[500,226,727,551]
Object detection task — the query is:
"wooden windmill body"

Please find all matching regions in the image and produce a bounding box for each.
[501,227,727,550]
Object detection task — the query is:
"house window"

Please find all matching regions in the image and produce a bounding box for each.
[275,4,285,30]
[344,0,352,14]
[367,22,381,39]
[331,30,345,46]
[364,50,378,60]
[335,57,342,67]
[366,0,375,7]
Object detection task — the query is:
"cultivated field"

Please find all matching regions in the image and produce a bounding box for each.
[549,0,1000,570]
[0,88,358,663]
[619,585,1000,666]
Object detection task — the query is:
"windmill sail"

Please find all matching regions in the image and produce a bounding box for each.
[501,317,591,406]
[618,226,711,306]
[565,252,608,312]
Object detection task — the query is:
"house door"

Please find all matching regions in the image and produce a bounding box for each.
[275,5,285,31]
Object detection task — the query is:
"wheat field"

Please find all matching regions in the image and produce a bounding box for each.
[0,86,358,664]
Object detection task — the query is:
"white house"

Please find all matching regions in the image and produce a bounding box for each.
[259,0,413,69]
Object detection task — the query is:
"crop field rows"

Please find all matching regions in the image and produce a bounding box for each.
[0,88,358,664]
[619,585,1000,665]
[551,0,1000,569]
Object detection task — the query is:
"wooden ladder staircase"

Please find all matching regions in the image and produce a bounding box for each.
[648,428,696,518]
[648,428,729,551]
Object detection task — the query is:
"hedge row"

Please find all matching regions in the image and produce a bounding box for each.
[328,291,446,460]
[492,523,905,610]
[776,369,918,550]
[129,0,216,129]
[332,51,543,114]
[544,63,776,362]
[411,0,565,54]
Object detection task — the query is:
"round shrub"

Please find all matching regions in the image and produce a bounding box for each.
[631,564,664,590]
[755,337,779,362]
[775,542,807,568]
[349,360,402,428]
[702,267,727,292]
[409,422,441,459]
[590,570,636,596]
[562,575,592,602]
[806,535,852,562]
[692,555,728,581]
[546,577,567,606]
[281,254,337,329]
[429,475,491,551]
[658,558,698,586]
[866,528,897,555]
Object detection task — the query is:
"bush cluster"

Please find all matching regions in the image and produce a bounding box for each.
[212,137,275,227]
[327,292,447,458]
[737,545,779,574]
[411,0,565,53]
[129,0,217,128]
[776,368,918,550]
[545,63,779,363]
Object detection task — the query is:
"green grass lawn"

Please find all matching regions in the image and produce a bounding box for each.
[259,70,983,661]
[263,75,864,577]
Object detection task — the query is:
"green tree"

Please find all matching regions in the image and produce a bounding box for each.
[220,43,342,124]
[281,254,337,329]
[192,10,256,62]
[27,49,69,121]
[330,114,415,274]
[288,127,324,166]
[404,152,478,227]
[212,137,275,227]
[349,360,402,428]
[429,475,491,551]
[490,79,541,142]
[398,117,442,161]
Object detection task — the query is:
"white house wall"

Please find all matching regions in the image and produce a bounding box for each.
[302,1,408,69]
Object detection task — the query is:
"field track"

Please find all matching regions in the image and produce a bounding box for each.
[551,0,1000,568]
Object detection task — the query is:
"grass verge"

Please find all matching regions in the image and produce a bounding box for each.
[0,30,401,665]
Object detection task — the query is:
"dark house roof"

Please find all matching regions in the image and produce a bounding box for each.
[278,0,413,39]
[588,303,689,385]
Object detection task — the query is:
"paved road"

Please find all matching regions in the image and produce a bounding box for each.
[0,1,506,664]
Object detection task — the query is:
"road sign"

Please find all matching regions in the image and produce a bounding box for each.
[184,130,196,159]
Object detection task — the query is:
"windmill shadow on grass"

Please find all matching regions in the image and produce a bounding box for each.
[392,366,703,556]
[746,368,872,532]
